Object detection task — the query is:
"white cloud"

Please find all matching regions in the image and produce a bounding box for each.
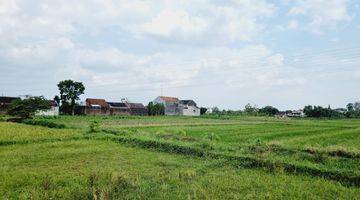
[133,0,276,43]
[289,0,351,32]
[0,0,358,109]
[287,20,299,29]
[140,10,208,39]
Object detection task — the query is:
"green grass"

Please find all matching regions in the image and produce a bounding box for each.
[1,115,360,199]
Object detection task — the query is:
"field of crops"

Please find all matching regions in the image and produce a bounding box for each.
[1,115,359,199]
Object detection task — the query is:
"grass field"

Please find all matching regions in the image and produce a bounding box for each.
[1,115,360,199]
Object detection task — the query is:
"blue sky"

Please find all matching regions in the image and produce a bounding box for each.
[0,0,359,110]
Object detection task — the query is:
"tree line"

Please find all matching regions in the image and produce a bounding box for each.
[206,102,360,119]
[4,79,360,119]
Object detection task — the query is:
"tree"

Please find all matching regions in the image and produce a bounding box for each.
[259,106,279,116]
[244,103,258,115]
[7,96,51,119]
[200,107,208,115]
[303,105,341,118]
[54,95,61,106]
[147,102,165,116]
[354,102,360,111]
[347,103,354,112]
[212,107,220,114]
[57,80,85,115]
[345,102,360,118]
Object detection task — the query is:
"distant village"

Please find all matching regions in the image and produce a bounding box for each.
[0,95,306,118]
[0,95,205,117]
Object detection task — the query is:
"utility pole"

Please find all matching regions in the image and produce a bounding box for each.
[161,83,163,96]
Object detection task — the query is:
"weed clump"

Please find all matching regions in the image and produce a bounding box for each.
[84,172,138,199]
[178,169,197,182]
[204,133,220,141]
[89,121,100,133]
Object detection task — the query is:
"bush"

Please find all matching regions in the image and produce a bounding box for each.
[0,115,6,122]
[89,121,100,133]
[147,102,165,116]
[7,96,52,119]
[22,119,66,129]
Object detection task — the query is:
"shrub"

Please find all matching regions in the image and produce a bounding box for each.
[0,115,6,122]
[204,132,220,141]
[22,119,66,129]
[147,102,165,116]
[7,96,51,119]
[178,170,197,182]
[89,121,100,133]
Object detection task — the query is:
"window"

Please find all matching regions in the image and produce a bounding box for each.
[91,104,101,109]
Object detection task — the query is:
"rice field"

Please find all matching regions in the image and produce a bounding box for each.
[1,115,359,199]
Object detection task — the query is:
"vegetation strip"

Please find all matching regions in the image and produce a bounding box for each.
[102,121,271,128]
[254,144,360,160]
[21,119,66,129]
[101,133,360,187]
[0,136,86,147]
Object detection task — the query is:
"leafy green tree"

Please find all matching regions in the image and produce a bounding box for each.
[54,95,61,106]
[345,102,360,118]
[212,107,220,114]
[200,107,208,115]
[57,80,85,115]
[303,105,342,118]
[259,106,279,116]
[147,102,165,116]
[7,96,51,119]
[354,102,360,111]
[244,103,258,115]
[347,103,354,112]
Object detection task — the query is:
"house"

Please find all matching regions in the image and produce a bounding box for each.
[36,100,59,116]
[153,96,181,115]
[276,110,305,118]
[85,98,147,116]
[287,110,305,117]
[85,98,110,115]
[179,100,200,116]
[0,96,20,114]
[153,96,200,116]
[107,102,131,115]
[127,103,148,115]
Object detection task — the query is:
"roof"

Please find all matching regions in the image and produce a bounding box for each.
[107,102,128,108]
[86,98,109,108]
[0,96,20,104]
[158,96,179,103]
[128,103,146,109]
[179,100,197,106]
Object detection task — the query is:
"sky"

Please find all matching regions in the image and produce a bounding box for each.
[0,0,360,110]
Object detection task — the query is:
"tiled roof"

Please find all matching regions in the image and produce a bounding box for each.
[158,96,179,103]
[86,98,109,108]
[107,102,128,108]
[128,103,146,109]
[179,100,196,106]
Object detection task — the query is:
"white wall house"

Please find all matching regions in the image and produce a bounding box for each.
[153,96,200,116]
[179,100,200,116]
[153,96,180,115]
[36,107,59,116]
[35,101,59,116]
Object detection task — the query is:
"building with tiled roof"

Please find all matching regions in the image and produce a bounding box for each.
[153,96,200,116]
